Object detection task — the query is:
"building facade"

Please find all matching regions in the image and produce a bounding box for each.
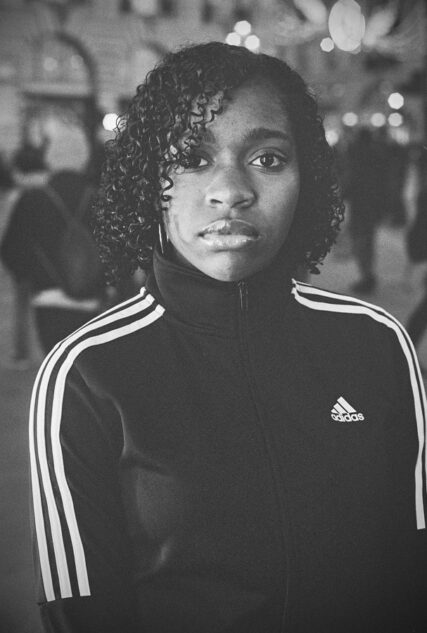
[0,0,424,166]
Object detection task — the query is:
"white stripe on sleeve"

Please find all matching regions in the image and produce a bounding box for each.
[29,294,164,601]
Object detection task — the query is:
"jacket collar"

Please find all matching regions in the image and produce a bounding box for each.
[146,247,294,334]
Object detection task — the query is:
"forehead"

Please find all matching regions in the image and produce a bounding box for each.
[191,79,292,143]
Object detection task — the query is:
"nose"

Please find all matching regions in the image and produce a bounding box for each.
[205,166,255,211]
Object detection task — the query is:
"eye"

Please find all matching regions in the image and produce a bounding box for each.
[177,154,209,170]
[250,152,286,170]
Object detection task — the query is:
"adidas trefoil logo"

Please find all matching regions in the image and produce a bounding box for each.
[331,396,365,422]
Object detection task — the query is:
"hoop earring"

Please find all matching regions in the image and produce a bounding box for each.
[158,221,168,255]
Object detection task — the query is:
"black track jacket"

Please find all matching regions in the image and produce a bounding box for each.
[30,249,427,633]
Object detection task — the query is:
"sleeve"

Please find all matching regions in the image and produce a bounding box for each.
[29,359,140,633]
[388,327,427,629]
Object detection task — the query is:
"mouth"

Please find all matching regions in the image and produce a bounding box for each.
[199,219,260,250]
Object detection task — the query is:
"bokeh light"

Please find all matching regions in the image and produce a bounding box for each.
[225,32,242,46]
[102,113,118,132]
[320,37,335,52]
[342,112,359,127]
[388,112,403,127]
[370,112,386,127]
[325,128,340,146]
[387,92,404,110]
[234,20,252,37]
[244,34,260,51]
[328,0,366,52]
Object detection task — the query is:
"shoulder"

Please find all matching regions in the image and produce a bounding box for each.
[291,279,414,358]
[34,289,165,393]
[290,279,424,396]
[292,279,401,327]
[71,287,164,359]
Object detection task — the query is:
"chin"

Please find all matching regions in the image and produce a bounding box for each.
[208,270,245,283]
[200,257,264,283]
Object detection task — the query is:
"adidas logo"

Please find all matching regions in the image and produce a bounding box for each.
[331,396,365,422]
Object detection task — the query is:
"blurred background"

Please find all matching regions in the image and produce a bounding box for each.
[0,1,426,631]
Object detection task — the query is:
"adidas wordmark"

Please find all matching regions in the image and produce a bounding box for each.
[331,396,365,422]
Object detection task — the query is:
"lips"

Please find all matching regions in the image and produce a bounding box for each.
[200,219,259,237]
[199,219,260,250]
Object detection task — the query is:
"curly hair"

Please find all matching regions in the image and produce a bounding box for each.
[93,41,344,283]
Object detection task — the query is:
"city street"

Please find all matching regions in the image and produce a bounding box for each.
[0,205,426,632]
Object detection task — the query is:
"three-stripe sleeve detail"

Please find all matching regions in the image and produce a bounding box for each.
[29,292,164,602]
[292,281,427,530]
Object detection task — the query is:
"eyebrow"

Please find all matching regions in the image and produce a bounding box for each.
[200,126,293,146]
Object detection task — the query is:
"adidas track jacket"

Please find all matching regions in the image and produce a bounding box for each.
[30,249,427,633]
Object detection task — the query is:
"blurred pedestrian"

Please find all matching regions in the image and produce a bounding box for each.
[14,138,48,179]
[1,169,106,355]
[385,134,407,227]
[30,41,427,633]
[406,152,427,367]
[0,153,13,190]
[0,137,49,367]
[13,120,50,189]
[344,126,387,293]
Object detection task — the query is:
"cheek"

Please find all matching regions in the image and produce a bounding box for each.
[163,202,195,242]
[169,174,204,202]
[163,206,183,240]
[164,179,201,221]
[164,178,208,237]
[266,177,300,234]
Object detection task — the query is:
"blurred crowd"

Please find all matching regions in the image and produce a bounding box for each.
[0,124,141,368]
[334,125,427,366]
[335,126,422,291]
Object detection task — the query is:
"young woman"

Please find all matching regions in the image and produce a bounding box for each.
[30,42,427,633]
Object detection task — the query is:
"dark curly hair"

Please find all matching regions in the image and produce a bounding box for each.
[93,41,344,283]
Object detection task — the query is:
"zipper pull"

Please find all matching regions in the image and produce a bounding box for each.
[238,281,248,312]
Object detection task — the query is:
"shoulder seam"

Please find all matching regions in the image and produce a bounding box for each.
[292,280,397,325]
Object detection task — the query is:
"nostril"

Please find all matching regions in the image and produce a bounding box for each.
[205,171,255,208]
[206,190,255,209]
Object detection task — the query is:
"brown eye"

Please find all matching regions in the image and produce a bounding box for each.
[178,154,208,170]
[260,153,275,167]
[250,152,285,170]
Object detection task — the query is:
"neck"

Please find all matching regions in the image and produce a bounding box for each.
[146,247,296,335]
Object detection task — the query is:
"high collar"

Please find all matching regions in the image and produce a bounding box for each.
[146,248,294,335]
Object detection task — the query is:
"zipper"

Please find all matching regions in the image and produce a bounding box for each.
[238,280,248,312]
[235,279,290,632]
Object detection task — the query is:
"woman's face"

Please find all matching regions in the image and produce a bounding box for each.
[163,79,300,282]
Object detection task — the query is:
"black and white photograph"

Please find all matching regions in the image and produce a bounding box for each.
[0,1,426,632]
